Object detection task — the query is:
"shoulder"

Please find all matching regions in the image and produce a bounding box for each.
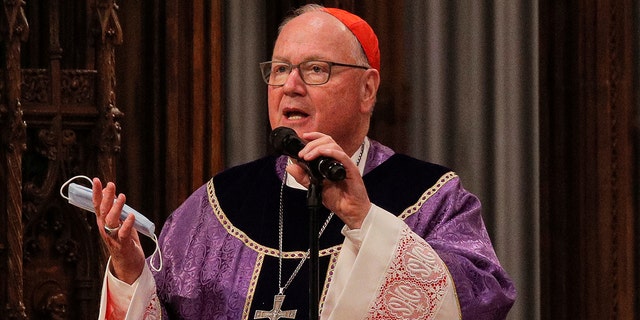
[366,139,451,181]
[364,151,454,215]
[365,152,451,187]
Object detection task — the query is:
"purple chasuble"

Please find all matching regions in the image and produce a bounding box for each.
[150,140,516,319]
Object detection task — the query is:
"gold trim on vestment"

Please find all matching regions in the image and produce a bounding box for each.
[398,172,458,220]
[242,253,265,319]
[319,251,341,313]
[206,170,458,319]
[206,180,343,258]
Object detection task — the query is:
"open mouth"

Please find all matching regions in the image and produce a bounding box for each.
[284,109,309,120]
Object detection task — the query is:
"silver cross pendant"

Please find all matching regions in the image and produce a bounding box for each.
[254,294,297,320]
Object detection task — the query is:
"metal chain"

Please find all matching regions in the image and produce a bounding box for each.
[277,141,365,294]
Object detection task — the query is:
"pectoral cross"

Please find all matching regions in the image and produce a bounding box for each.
[254,294,297,320]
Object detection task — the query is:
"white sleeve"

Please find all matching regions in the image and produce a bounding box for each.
[98,258,161,320]
[322,205,461,320]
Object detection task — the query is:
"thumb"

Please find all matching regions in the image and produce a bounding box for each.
[286,161,310,187]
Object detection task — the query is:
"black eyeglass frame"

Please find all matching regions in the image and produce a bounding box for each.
[259,60,370,86]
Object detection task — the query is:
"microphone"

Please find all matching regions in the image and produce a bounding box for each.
[270,126,346,181]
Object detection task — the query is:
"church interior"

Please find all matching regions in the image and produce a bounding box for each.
[0,0,637,319]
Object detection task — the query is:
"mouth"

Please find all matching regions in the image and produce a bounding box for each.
[283,108,309,120]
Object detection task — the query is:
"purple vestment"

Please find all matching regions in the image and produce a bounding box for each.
[150,140,516,319]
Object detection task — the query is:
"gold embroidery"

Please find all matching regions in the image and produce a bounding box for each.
[207,170,458,319]
[206,179,342,319]
[319,251,340,312]
[398,172,457,220]
[242,253,265,320]
[206,180,342,258]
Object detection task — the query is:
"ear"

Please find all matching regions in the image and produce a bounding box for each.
[361,68,380,114]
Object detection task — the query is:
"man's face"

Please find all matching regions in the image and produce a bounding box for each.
[267,12,370,151]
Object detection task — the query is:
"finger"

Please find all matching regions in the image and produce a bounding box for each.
[298,134,335,157]
[286,162,310,187]
[99,182,116,220]
[300,131,329,142]
[92,178,104,215]
[297,134,345,163]
[119,212,139,241]
[105,193,126,235]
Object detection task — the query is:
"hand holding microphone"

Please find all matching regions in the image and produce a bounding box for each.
[270,126,346,181]
[270,126,371,229]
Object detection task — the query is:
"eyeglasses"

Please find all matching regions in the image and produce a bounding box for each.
[259,60,369,86]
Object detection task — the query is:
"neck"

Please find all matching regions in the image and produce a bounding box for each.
[341,135,367,157]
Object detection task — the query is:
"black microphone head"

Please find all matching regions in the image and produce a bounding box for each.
[270,126,295,153]
[270,126,303,157]
[270,126,346,181]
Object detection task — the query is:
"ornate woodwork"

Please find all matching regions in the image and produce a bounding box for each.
[1,1,29,318]
[540,0,637,318]
[1,0,122,319]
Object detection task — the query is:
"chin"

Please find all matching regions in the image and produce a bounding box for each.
[278,121,313,132]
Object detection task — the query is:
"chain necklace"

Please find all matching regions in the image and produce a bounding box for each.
[254,141,365,320]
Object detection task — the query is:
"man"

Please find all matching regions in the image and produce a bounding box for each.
[93,4,516,319]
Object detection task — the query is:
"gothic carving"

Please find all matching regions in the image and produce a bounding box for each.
[61,70,97,105]
[18,69,98,106]
[20,69,50,104]
[1,0,30,319]
[94,0,123,183]
[2,0,122,318]
[96,0,123,44]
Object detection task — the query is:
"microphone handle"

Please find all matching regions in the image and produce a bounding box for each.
[311,157,346,181]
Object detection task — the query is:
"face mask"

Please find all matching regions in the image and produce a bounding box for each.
[60,176,162,272]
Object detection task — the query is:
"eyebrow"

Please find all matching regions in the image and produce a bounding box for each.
[270,55,331,63]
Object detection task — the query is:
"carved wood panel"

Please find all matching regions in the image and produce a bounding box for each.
[0,0,29,318]
[1,0,123,319]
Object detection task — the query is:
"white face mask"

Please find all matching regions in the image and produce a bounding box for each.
[60,175,162,272]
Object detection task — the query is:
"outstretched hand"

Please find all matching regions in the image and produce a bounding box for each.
[285,132,371,229]
[92,178,146,284]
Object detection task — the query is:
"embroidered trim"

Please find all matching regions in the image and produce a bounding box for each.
[206,170,457,319]
[397,172,457,220]
[206,171,456,258]
[206,180,343,258]
[143,292,161,320]
[366,227,450,319]
[242,253,265,319]
[319,251,341,312]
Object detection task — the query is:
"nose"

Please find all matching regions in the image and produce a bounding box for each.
[281,67,306,95]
